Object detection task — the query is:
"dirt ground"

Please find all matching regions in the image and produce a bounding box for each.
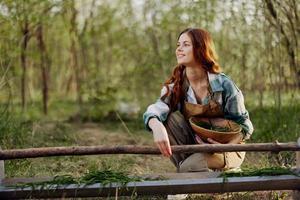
[4,121,297,199]
[68,122,297,200]
[74,122,176,174]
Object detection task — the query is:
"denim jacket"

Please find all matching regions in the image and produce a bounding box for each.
[143,72,254,139]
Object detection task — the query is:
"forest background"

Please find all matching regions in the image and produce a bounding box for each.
[0,0,299,198]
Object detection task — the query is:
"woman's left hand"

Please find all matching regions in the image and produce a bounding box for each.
[207,138,220,144]
[195,135,223,144]
[195,135,206,144]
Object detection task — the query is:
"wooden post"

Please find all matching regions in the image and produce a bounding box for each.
[0,146,4,182]
[296,138,300,169]
[292,137,300,200]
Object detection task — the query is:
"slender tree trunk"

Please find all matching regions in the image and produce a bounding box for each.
[147,27,165,77]
[71,38,82,106]
[20,22,30,111]
[36,23,50,115]
[80,41,87,82]
[92,28,101,71]
[259,64,265,108]
[69,2,82,106]
[241,43,247,90]
[265,0,300,87]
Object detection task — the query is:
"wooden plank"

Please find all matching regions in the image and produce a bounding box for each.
[1,175,299,199]
[296,138,300,168]
[142,171,221,180]
[293,137,300,200]
[1,143,300,160]
[1,172,221,186]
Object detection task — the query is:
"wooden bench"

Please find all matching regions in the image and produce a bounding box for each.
[0,139,299,199]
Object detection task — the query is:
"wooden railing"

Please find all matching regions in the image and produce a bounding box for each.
[0,138,299,199]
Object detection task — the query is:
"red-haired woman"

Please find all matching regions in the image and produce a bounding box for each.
[143,28,254,172]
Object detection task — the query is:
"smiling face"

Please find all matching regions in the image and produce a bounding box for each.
[175,33,196,66]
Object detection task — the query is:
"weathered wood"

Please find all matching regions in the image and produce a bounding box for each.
[0,146,4,182]
[1,172,221,187]
[296,138,300,168]
[1,175,299,199]
[1,142,300,160]
[142,171,221,180]
[292,138,300,200]
[0,160,4,181]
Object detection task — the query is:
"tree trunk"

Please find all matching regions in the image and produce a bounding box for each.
[20,22,30,111]
[92,28,101,72]
[69,2,82,106]
[79,41,87,84]
[241,42,247,90]
[36,23,50,115]
[264,0,300,88]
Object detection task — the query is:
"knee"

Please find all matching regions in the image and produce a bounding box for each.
[179,153,209,172]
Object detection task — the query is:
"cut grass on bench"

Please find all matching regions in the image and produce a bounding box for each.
[6,167,299,190]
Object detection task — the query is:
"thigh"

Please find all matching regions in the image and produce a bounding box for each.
[224,152,246,169]
[164,111,196,168]
[205,153,225,169]
[164,111,195,146]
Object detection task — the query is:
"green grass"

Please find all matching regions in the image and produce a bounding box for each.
[249,104,300,142]
[1,99,299,169]
[10,169,145,189]
[245,90,300,108]
[9,100,79,122]
[0,105,30,149]
[1,92,299,199]
[220,166,299,178]
[7,90,299,144]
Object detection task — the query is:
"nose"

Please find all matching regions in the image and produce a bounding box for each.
[176,45,183,52]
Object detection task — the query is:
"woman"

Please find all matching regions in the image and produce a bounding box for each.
[143,28,254,172]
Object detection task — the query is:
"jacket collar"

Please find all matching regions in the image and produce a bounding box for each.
[185,71,224,103]
[207,72,224,92]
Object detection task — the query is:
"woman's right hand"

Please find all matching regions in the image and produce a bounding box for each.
[148,117,172,157]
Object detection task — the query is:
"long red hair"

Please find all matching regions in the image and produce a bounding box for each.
[161,28,221,111]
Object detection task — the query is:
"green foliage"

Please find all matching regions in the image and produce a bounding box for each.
[249,104,300,142]
[0,1,299,198]
[220,166,299,178]
[0,104,30,149]
[82,86,119,121]
[0,0,298,115]
[11,169,145,189]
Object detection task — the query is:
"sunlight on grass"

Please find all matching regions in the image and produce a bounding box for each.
[1,92,299,199]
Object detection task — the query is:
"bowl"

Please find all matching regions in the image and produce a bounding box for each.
[189,117,242,144]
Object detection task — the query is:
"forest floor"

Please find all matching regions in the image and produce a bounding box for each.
[4,119,297,200]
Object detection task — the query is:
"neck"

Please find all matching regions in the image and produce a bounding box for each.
[185,64,208,85]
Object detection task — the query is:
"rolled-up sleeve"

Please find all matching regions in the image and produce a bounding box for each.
[143,85,172,131]
[222,79,254,139]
